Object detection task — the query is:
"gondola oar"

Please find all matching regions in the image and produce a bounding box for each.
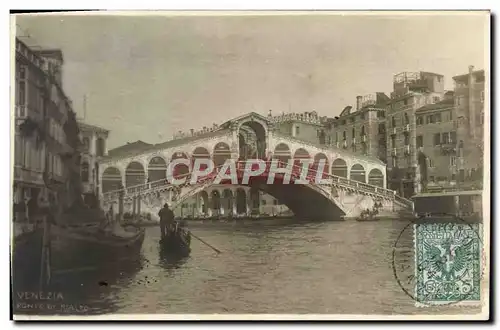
[190,232,221,254]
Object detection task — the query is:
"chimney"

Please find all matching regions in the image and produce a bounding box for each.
[356,96,363,110]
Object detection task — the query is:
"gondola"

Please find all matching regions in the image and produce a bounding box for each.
[159,223,191,257]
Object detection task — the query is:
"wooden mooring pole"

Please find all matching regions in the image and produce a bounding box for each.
[38,214,52,290]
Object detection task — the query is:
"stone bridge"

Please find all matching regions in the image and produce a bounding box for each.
[98,112,413,219]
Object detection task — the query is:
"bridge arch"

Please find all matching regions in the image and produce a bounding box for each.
[147,156,167,182]
[222,188,234,216]
[125,161,145,187]
[274,143,292,166]
[213,142,231,167]
[211,190,222,216]
[332,158,348,178]
[350,164,366,183]
[102,167,122,193]
[170,151,190,179]
[192,146,211,171]
[368,168,384,187]
[293,148,311,169]
[238,119,267,159]
[313,152,330,179]
[235,188,247,215]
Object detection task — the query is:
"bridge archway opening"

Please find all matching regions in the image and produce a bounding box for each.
[192,147,211,171]
[211,190,222,216]
[102,167,122,193]
[170,152,190,179]
[293,148,311,171]
[213,142,231,167]
[239,121,267,159]
[368,168,384,187]
[350,164,366,183]
[236,188,247,215]
[198,190,209,215]
[125,162,145,187]
[222,189,234,216]
[332,158,348,178]
[313,152,330,179]
[148,156,167,182]
[274,143,292,167]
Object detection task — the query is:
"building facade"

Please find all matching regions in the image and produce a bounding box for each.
[14,38,81,222]
[78,121,110,202]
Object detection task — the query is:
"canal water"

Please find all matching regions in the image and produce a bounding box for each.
[14,219,481,316]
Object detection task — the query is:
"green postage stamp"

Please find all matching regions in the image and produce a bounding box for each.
[414,223,482,306]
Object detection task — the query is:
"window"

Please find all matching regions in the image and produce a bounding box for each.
[335,132,338,143]
[273,199,278,206]
[416,116,424,125]
[416,135,423,148]
[456,96,463,106]
[435,113,441,123]
[433,96,440,103]
[404,133,410,145]
[403,99,408,106]
[450,131,457,144]
[352,143,356,152]
[450,156,457,167]
[392,156,397,168]
[391,135,396,148]
[341,120,346,125]
[360,112,365,120]
[350,117,355,123]
[378,123,385,134]
[404,113,410,125]
[81,162,89,182]
[480,91,485,103]
[17,65,27,107]
[451,174,456,181]
[295,125,300,136]
[352,127,355,139]
[82,137,90,151]
[442,132,450,144]
[361,126,366,136]
[429,176,435,182]
[377,111,385,118]
[434,133,441,146]
[427,115,435,124]
[343,131,346,140]
[391,116,396,127]
[428,158,434,168]
[459,140,464,149]
[261,200,267,206]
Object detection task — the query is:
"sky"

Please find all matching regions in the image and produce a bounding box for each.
[15,12,488,149]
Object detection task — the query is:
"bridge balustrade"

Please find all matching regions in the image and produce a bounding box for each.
[102,159,412,208]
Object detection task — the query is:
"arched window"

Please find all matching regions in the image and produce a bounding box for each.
[392,116,397,128]
[361,125,366,136]
[82,137,90,151]
[352,127,355,139]
[342,131,347,140]
[81,162,89,182]
[404,113,410,125]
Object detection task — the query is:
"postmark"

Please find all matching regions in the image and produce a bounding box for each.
[392,216,483,307]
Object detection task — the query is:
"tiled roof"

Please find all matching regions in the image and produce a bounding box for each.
[415,98,454,113]
[78,121,109,133]
[102,129,231,161]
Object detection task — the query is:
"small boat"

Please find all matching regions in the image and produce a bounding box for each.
[49,222,145,274]
[159,223,191,257]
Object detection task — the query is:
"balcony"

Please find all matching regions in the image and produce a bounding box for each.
[15,105,28,120]
[440,143,457,156]
[14,166,44,185]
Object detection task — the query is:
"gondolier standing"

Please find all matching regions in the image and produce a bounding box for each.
[159,203,175,239]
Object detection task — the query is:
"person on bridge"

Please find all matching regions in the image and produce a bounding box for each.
[159,203,175,239]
